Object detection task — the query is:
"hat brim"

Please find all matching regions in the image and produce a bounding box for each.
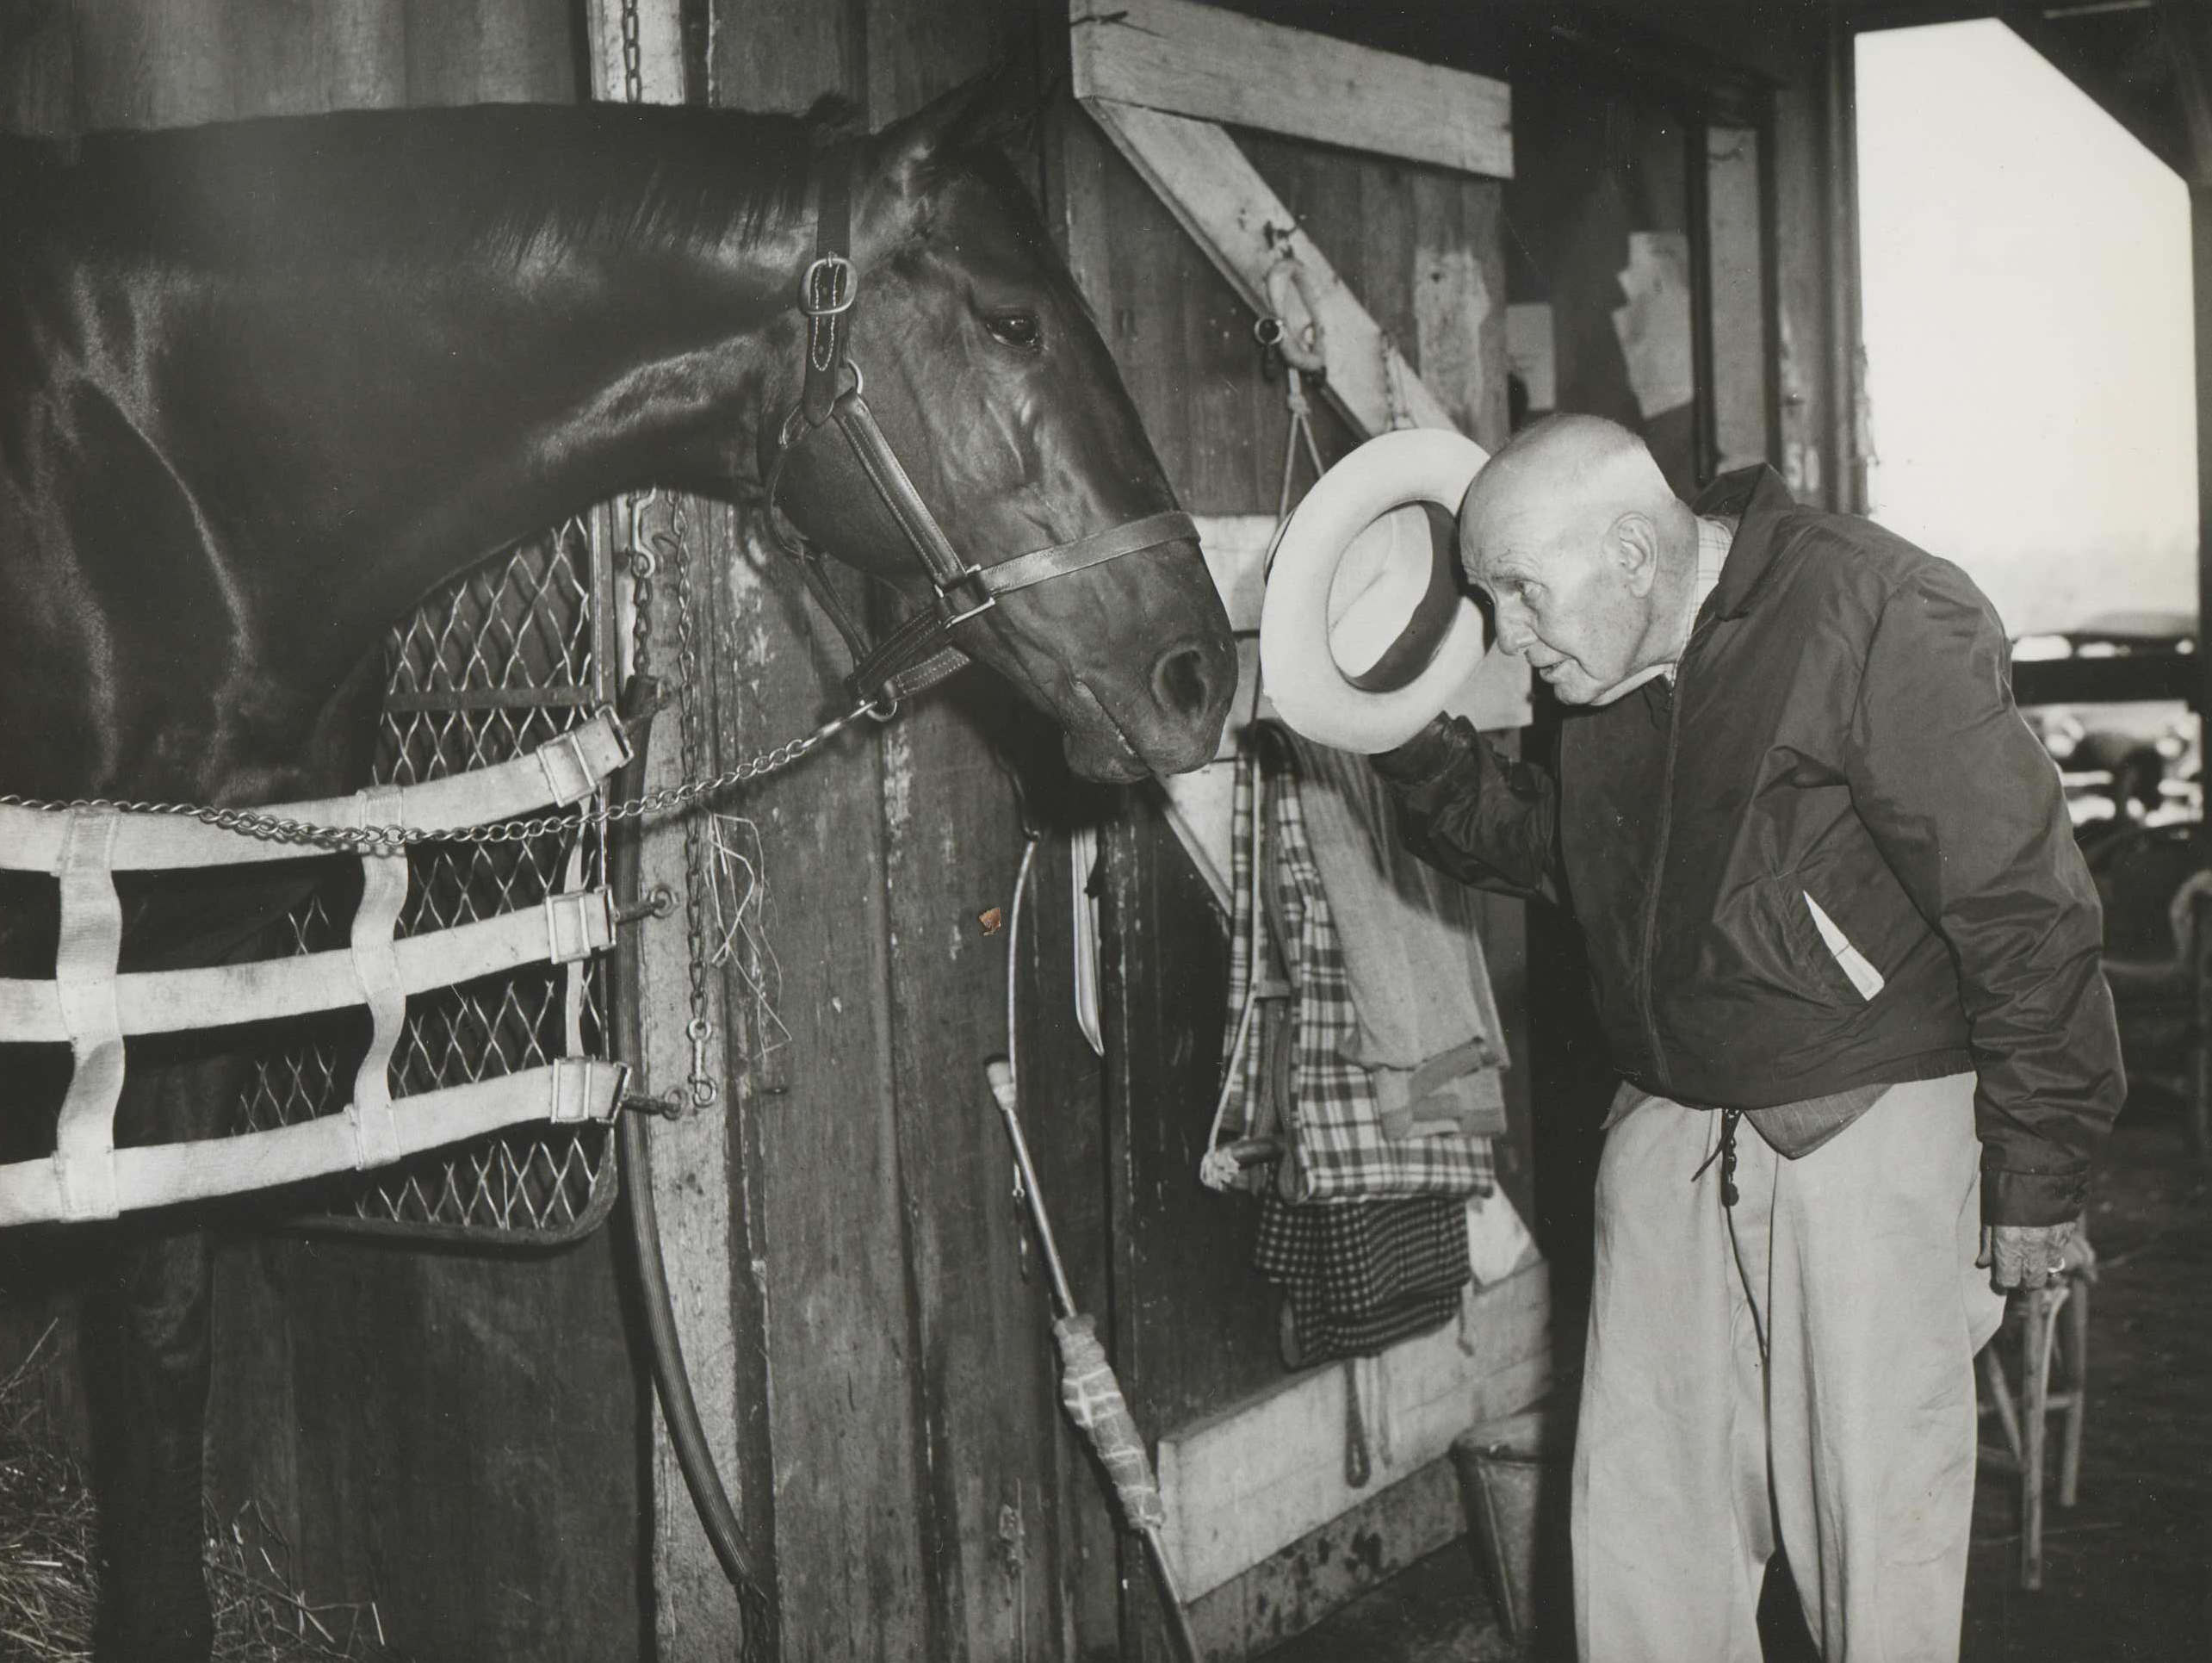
[1259,429,1493,754]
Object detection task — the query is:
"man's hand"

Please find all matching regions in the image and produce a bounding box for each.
[1977,1220,2078,1292]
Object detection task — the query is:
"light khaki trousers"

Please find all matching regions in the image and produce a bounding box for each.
[1571,1075,2006,1662]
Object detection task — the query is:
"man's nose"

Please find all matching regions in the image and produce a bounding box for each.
[1492,603,1535,655]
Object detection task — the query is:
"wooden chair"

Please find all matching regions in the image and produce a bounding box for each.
[1975,1242,2093,1591]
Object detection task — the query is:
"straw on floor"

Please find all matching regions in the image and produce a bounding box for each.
[0,1323,400,1662]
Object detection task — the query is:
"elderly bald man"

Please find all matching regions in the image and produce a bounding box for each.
[1372,416,2120,1661]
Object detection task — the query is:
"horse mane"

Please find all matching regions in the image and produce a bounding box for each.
[2,96,871,273]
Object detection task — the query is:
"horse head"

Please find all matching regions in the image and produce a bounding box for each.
[740,72,1236,782]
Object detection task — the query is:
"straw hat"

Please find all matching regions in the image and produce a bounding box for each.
[1259,429,1493,754]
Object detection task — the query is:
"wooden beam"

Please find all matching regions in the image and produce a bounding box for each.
[2196,183,2212,723]
[1187,1456,1475,1658]
[1156,1258,1551,1599]
[586,12,749,1662]
[1083,100,1459,441]
[1069,0,1512,180]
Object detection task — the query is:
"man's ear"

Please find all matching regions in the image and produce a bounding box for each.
[1608,512,1661,597]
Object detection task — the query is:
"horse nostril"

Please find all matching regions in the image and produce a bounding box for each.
[1150,641,1218,722]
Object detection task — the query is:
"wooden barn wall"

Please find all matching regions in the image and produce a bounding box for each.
[0,6,642,1662]
[698,4,1125,1660]
[698,4,1527,1656]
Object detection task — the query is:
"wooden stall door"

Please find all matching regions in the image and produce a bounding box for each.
[691,5,1125,1660]
[1055,17,1535,1654]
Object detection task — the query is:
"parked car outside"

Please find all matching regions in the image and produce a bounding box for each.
[2012,610,2199,833]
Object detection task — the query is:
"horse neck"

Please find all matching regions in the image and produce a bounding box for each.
[111,107,819,685]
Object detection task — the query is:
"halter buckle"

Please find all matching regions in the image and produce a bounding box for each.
[937,566,998,630]
[800,254,857,318]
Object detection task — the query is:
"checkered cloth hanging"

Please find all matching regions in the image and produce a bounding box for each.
[1219,730,1497,1202]
[1254,1192,1471,1364]
[1213,729,1492,1365]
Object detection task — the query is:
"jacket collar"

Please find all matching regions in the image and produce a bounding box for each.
[1691,464,1803,621]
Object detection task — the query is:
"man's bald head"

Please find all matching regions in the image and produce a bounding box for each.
[1455,416,1701,704]
[1460,415,1684,577]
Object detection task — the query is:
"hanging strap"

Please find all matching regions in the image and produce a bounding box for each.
[801,151,857,428]
[52,809,124,1221]
[346,786,410,1171]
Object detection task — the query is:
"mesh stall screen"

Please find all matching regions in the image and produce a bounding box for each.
[231,517,623,1244]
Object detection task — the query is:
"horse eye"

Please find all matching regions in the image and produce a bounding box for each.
[985,312,1042,351]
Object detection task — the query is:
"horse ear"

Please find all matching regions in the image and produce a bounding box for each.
[877,59,1055,185]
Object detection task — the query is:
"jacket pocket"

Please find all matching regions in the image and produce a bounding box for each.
[1800,890,1886,1002]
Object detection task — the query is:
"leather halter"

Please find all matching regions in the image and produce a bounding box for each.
[761,153,1197,709]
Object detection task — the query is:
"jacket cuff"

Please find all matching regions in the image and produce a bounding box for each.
[1980,1162,2090,1227]
[1372,715,1473,790]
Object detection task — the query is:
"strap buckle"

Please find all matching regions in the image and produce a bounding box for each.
[800,254,857,318]
[937,565,998,630]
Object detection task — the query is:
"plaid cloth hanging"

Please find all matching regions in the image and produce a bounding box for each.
[1214,729,1493,1365]
[1255,1192,1471,1365]
[1219,730,1497,1203]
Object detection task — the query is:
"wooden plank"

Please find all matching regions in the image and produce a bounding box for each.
[1706,124,1769,473]
[1046,96,1202,1663]
[863,20,1127,1659]
[1084,100,1461,442]
[1157,1259,1551,1598]
[2197,183,2212,725]
[704,11,928,1660]
[1770,78,1834,505]
[631,531,749,1661]
[209,1224,647,1660]
[1098,115,1275,514]
[228,0,407,118]
[579,12,743,1659]
[1068,0,1512,180]
[1190,1456,1484,1660]
[68,0,236,127]
[403,0,576,107]
[0,0,77,136]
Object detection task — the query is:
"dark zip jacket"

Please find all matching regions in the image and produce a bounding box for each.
[1374,466,2121,1226]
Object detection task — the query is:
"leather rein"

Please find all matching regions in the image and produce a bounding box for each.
[760,153,1196,710]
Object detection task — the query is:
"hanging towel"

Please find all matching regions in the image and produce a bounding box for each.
[1278,729,1511,1143]
[1257,1191,1472,1366]
[1218,729,1496,1203]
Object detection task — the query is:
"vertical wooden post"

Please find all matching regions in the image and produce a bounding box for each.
[2196,186,2212,775]
[583,10,757,1660]
[1823,11,1865,517]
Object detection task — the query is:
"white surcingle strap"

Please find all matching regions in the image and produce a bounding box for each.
[346,787,411,1172]
[0,890,620,1042]
[52,808,124,1221]
[0,715,636,1226]
[0,1062,626,1225]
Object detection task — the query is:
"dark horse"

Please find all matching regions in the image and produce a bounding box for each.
[0,73,1232,1660]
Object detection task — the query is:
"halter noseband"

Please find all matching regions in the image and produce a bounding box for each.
[761,153,1197,710]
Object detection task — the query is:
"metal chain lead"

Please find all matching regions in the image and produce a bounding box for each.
[0,702,880,854]
[619,0,644,105]
[641,490,722,1108]
[618,0,712,1110]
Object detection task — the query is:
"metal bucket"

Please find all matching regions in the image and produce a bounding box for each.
[1451,1405,1572,1649]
